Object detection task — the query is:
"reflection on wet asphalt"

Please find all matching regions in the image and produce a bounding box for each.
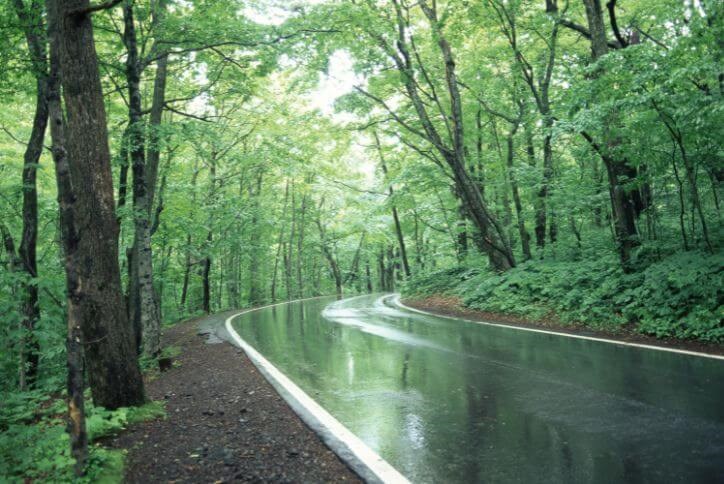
[232,294,724,483]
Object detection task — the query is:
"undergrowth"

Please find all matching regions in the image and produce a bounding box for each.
[0,391,165,483]
[403,251,723,342]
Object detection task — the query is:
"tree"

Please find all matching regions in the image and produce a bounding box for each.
[47,0,145,409]
[5,0,48,389]
[122,0,162,358]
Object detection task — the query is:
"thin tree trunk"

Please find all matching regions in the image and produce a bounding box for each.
[316,214,342,297]
[365,259,373,293]
[374,132,411,277]
[116,124,131,224]
[378,248,386,291]
[670,144,689,250]
[507,129,532,260]
[271,181,290,301]
[296,189,307,298]
[123,3,161,357]
[248,171,264,305]
[202,231,212,314]
[12,0,48,390]
[180,233,192,308]
[388,0,514,271]
[286,184,296,299]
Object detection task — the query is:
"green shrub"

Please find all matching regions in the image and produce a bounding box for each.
[403,266,482,297]
[402,251,723,342]
[0,391,165,482]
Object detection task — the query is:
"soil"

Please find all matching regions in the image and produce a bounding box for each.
[403,295,724,357]
[108,311,361,483]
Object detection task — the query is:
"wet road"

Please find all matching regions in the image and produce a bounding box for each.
[230,294,724,483]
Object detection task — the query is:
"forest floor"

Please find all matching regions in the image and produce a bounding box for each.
[106,312,360,483]
[403,295,724,357]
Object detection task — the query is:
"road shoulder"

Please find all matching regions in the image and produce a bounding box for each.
[107,312,361,483]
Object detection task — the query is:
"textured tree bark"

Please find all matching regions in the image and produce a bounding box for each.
[49,0,144,409]
[11,0,48,389]
[123,3,161,358]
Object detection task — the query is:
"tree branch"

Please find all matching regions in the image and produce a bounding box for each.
[69,0,123,17]
[606,0,629,48]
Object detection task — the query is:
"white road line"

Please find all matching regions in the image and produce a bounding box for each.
[224,297,410,484]
[389,294,724,361]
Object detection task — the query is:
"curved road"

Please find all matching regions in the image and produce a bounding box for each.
[228,294,724,483]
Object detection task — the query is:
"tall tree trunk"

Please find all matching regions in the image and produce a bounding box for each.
[49,0,144,409]
[202,230,212,314]
[374,132,411,277]
[123,3,161,358]
[507,128,532,260]
[582,0,640,270]
[386,245,396,290]
[316,215,342,297]
[412,208,423,270]
[116,124,131,223]
[11,0,47,389]
[535,117,554,250]
[271,181,289,301]
[180,233,192,309]
[145,57,168,212]
[248,171,264,305]
[365,259,373,293]
[45,12,88,469]
[180,161,200,310]
[286,184,296,299]
[295,189,307,298]
[388,0,514,271]
[378,248,386,291]
[345,233,366,288]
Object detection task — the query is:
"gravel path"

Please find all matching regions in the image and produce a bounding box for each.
[109,311,361,483]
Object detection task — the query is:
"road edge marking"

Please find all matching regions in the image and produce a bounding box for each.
[224,297,411,484]
[390,294,724,361]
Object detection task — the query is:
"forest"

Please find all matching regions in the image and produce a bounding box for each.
[0,0,722,480]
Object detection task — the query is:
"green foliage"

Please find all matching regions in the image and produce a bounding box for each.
[0,392,165,482]
[404,266,482,298]
[404,251,723,342]
[622,252,724,341]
